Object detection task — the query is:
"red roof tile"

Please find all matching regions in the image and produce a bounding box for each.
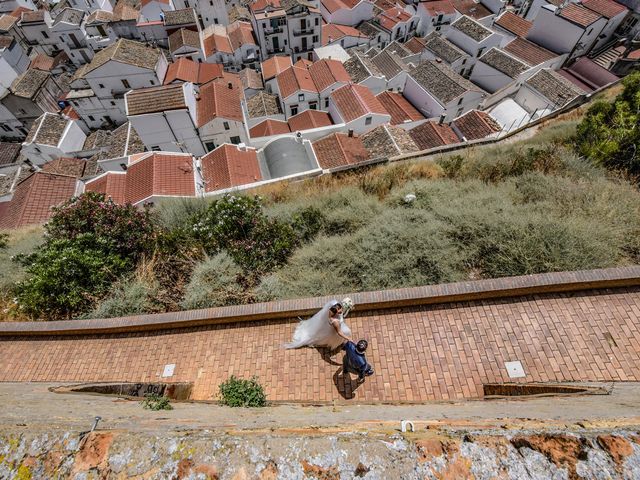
[201,144,261,191]
[84,172,127,205]
[322,23,367,45]
[494,11,532,37]
[0,172,77,229]
[408,121,459,150]
[312,132,370,169]
[308,58,351,92]
[288,109,333,131]
[423,0,455,15]
[321,0,361,13]
[330,83,389,122]
[504,37,556,66]
[261,55,293,81]
[453,109,501,140]
[582,0,627,18]
[249,119,291,137]
[164,58,224,85]
[228,21,256,50]
[196,80,243,126]
[125,153,195,204]
[377,7,412,31]
[213,71,243,91]
[559,4,602,27]
[29,53,54,71]
[9,6,32,18]
[276,65,317,99]
[376,91,424,125]
[404,36,427,54]
[203,31,233,56]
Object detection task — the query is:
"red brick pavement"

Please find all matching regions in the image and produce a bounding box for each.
[1,288,639,403]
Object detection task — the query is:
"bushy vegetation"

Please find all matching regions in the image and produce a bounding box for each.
[3,83,640,321]
[141,393,173,411]
[219,375,267,407]
[575,72,640,179]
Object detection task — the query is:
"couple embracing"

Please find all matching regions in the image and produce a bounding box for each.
[285,299,374,382]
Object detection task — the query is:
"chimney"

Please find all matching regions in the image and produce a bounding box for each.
[348,129,354,137]
[438,114,445,125]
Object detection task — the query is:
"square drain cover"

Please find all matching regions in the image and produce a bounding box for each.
[162,364,176,378]
[505,361,526,379]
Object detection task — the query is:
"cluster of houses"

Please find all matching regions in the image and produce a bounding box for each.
[0,0,638,228]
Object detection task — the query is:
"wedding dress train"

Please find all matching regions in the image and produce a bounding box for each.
[285,300,352,350]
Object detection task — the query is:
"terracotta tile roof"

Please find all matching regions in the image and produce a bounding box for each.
[376,7,412,31]
[525,68,586,107]
[361,124,419,158]
[29,53,55,71]
[112,0,140,21]
[494,11,532,37]
[249,0,281,14]
[201,144,261,192]
[627,48,640,60]
[308,59,351,92]
[246,91,281,118]
[357,20,385,39]
[561,57,618,90]
[422,32,466,63]
[20,10,45,23]
[169,28,201,53]
[53,7,84,26]
[163,8,198,25]
[376,91,424,125]
[228,5,250,23]
[164,58,224,84]
[0,15,18,31]
[61,105,80,121]
[331,83,389,122]
[452,0,491,19]
[276,65,317,99]
[409,60,483,104]
[451,15,492,42]
[10,68,49,98]
[84,172,127,204]
[25,113,68,146]
[423,0,455,15]
[409,120,459,149]
[453,109,501,140]
[239,68,263,90]
[214,71,243,91]
[9,6,32,18]
[203,31,233,56]
[322,23,367,45]
[287,109,333,131]
[197,80,243,126]
[85,9,113,24]
[321,0,362,13]
[126,83,187,116]
[559,4,601,27]
[370,49,408,80]
[0,172,77,229]
[582,0,627,19]
[0,34,13,48]
[294,58,313,68]
[261,55,293,81]
[0,142,21,166]
[503,37,556,66]
[125,153,195,203]
[249,119,290,137]
[404,36,426,54]
[228,21,256,50]
[479,47,529,78]
[41,157,90,178]
[84,39,161,75]
[312,132,370,169]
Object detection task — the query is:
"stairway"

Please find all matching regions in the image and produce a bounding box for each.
[592,46,625,70]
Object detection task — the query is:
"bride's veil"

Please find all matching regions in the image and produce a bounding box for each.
[284,300,338,349]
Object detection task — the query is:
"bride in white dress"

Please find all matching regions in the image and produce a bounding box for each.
[285,300,352,350]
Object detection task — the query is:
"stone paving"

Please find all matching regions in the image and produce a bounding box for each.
[1,287,640,403]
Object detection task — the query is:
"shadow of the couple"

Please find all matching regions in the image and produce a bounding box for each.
[314,347,363,399]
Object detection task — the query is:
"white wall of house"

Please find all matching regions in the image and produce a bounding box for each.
[445,24,503,60]
[19,16,58,56]
[416,7,458,36]
[58,118,87,153]
[52,23,94,66]
[421,48,469,75]
[523,0,548,21]
[140,0,174,21]
[470,60,513,92]
[482,0,506,15]
[358,74,387,95]
[288,12,323,61]
[404,76,484,121]
[384,71,408,92]
[593,11,628,51]
[318,81,347,110]
[0,44,29,97]
[128,110,206,155]
[327,100,390,134]
[281,90,320,118]
[198,117,247,148]
[66,0,114,12]
[320,1,374,26]
[85,23,118,51]
[0,103,27,139]
[515,84,559,113]
[21,119,87,165]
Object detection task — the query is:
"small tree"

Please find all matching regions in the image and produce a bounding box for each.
[219,375,267,407]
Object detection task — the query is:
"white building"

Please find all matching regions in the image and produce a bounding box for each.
[18,10,58,56]
[514,68,586,114]
[581,0,629,52]
[420,32,470,75]
[415,0,458,36]
[328,83,391,134]
[0,34,28,97]
[319,0,373,26]
[470,47,531,93]
[21,112,87,165]
[445,15,504,75]
[342,50,386,94]
[50,8,94,66]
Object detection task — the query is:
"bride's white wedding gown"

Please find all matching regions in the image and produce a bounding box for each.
[285,300,352,350]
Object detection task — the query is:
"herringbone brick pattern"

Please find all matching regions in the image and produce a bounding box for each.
[1,288,639,403]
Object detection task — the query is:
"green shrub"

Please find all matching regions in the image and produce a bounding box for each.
[575,72,640,178]
[219,375,267,407]
[0,226,44,294]
[193,194,297,275]
[290,206,326,243]
[86,277,162,319]
[141,393,173,411]
[0,233,7,249]
[181,253,246,309]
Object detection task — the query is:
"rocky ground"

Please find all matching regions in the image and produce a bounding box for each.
[1,383,640,479]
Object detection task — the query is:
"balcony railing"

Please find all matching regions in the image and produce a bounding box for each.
[292,28,314,37]
[264,26,284,35]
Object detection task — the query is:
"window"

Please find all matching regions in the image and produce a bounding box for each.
[477,47,485,58]
[223,121,230,130]
[110,101,116,106]
[437,14,443,22]
[457,97,463,105]
[184,0,189,5]
[436,26,441,31]
[324,98,329,108]
[121,79,131,88]
[41,31,48,39]
[150,80,155,85]
[151,146,161,151]
[313,35,318,43]
[263,22,267,28]
[96,25,107,36]
[205,142,215,151]
[461,58,467,65]
[456,107,463,116]
[365,116,372,125]
[298,93,304,102]
[587,28,593,35]
[309,101,317,110]
[98,83,105,88]
[1,125,11,132]
[214,18,219,24]
[18,127,28,136]
[210,0,213,4]
[290,105,298,115]
[104,115,112,123]
[230,136,241,144]
[315,17,319,25]
[88,115,95,121]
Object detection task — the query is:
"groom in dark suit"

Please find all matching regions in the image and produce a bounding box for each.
[343,339,374,383]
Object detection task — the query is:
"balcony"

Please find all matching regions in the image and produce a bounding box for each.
[264,26,283,35]
[293,45,314,53]
[292,28,314,37]
[110,89,128,99]
[266,47,286,55]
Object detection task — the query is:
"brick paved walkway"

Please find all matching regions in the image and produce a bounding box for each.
[1,288,639,403]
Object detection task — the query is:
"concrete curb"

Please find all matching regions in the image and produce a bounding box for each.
[1,266,639,336]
